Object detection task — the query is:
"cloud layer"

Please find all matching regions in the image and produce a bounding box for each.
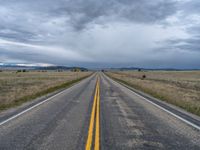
[0,0,200,68]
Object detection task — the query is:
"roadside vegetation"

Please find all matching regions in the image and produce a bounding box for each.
[0,71,91,111]
[106,71,200,116]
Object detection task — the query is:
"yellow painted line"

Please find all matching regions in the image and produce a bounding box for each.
[85,78,99,150]
[95,79,100,150]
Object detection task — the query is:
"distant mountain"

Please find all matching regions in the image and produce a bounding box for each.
[0,64,36,70]
[0,63,88,71]
[38,66,88,71]
[109,67,142,71]
[108,67,200,71]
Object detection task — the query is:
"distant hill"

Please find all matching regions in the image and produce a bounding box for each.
[38,66,88,71]
[108,67,200,71]
[112,67,140,71]
[0,63,88,71]
[0,64,35,70]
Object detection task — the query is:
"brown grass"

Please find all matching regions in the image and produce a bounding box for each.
[0,71,91,111]
[106,71,200,116]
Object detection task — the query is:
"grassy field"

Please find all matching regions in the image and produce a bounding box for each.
[106,71,200,116]
[0,71,91,111]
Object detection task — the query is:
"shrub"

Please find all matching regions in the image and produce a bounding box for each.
[142,74,146,79]
[16,70,22,73]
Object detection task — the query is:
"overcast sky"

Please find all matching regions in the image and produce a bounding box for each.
[0,0,200,68]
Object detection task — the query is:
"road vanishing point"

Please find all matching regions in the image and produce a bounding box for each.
[0,73,200,150]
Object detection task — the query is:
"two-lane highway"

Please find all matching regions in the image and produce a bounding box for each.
[0,73,200,150]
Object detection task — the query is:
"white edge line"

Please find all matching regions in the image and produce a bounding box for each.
[0,74,95,126]
[133,91,200,131]
[107,75,200,131]
[0,88,69,126]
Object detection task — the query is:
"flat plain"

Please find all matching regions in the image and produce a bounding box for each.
[107,71,200,116]
[0,72,200,149]
[0,71,91,111]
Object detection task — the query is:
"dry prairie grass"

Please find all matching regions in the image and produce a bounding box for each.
[0,71,91,110]
[107,71,200,116]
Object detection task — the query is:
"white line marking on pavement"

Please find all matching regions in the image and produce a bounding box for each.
[132,91,200,131]
[0,89,67,126]
[107,75,200,131]
[0,74,95,127]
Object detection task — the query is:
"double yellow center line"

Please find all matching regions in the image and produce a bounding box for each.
[85,77,100,150]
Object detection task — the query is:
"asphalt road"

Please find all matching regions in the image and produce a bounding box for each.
[0,73,200,150]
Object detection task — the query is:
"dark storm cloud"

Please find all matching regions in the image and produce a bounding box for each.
[162,37,200,53]
[179,0,200,14]
[0,0,177,37]
[0,0,200,68]
[52,0,177,30]
[0,28,36,43]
